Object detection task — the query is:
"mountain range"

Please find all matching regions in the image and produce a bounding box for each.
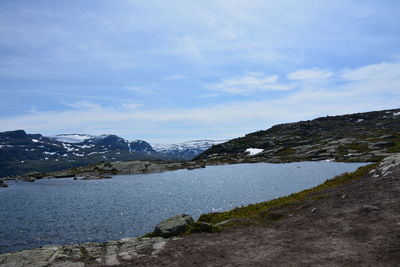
[2,108,400,178]
[0,131,222,177]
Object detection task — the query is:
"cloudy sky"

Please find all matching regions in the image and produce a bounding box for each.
[1,0,400,143]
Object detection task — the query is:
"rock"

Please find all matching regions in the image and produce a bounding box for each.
[53,174,76,178]
[81,175,112,180]
[151,241,167,256]
[154,214,194,238]
[310,208,318,213]
[216,219,232,227]
[0,236,167,266]
[118,251,133,261]
[370,142,395,148]
[186,166,197,170]
[361,205,381,212]
[104,254,119,266]
[0,180,8,187]
[51,262,85,267]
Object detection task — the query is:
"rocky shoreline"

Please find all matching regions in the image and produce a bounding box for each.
[0,153,371,185]
[0,160,209,184]
[1,154,399,266]
[0,213,199,267]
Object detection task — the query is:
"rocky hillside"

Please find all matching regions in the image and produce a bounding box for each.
[196,108,400,163]
[0,130,157,177]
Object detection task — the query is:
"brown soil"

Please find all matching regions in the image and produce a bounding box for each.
[126,167,400,266]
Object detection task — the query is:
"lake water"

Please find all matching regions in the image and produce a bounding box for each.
[0,161,367,254]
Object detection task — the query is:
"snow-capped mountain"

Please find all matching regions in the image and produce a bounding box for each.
[0,129,227,176]
[152,139,227,160]
[0,130,157,177]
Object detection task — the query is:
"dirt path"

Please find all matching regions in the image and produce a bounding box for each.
[129,164,400,266]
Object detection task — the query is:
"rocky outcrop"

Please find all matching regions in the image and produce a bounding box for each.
[0,237,167,267]
[0,180,7,187]
[369,153,400,178]
[154,214,194,238]
[79,175,112,180]
[39,160,210,181]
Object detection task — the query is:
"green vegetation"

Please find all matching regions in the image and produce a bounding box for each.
[275,147,296,156]
[387,134,400,153]
[184,222,222,235]
[198,163,377,226]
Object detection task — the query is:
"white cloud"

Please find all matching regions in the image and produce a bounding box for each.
[196,93,218,98]
[164,75,186,81]
[287,68,332,81]
[121,103,143,109]
[341,62,400,81]
[208,72,292,94]
[1,61,399,142]
[66,101,102,110]
[124,86,154,94]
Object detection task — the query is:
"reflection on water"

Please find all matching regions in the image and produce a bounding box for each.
[0,161,366,253]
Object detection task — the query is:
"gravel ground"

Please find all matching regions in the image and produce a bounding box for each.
[130,162,400,266]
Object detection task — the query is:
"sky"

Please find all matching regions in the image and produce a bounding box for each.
[1,0,400,143]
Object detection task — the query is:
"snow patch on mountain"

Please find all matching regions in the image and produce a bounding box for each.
[50,134,95,143]
[245,148,264,156]
[152,140,227,152]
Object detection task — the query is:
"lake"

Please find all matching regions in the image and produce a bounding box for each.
[0,161,367,254]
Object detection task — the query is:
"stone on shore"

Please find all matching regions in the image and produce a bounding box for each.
[0,180,7,187]
[80,175,112,180]
[154,214,194,238]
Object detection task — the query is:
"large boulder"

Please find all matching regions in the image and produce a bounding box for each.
[154,214,194,238]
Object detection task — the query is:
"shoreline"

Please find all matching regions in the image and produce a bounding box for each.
[1,155,373,184]
[2,155,397,266]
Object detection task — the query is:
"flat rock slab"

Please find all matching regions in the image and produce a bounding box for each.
[0,237,167,267]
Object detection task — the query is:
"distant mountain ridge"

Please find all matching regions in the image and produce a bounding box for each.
[151,140,227,160]
[0,130,157,177]
[0,131,222,177]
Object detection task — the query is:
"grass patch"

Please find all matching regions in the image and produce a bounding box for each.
[387,135,400,153]
[346,143,370,152]
[198,163,377,225]
[275,147,296,157]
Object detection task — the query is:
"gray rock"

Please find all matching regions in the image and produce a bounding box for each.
[81,175,112,180]
[361,205,381,212]
[0,236,168,266]
[0,180,7,187]
[51,262,84,267]
[154,214,194,238]
[151,241,167,256]
[216,219,233,227]
[310,208,318,213]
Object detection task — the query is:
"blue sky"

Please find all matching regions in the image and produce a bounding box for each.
[1,0,400,143]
